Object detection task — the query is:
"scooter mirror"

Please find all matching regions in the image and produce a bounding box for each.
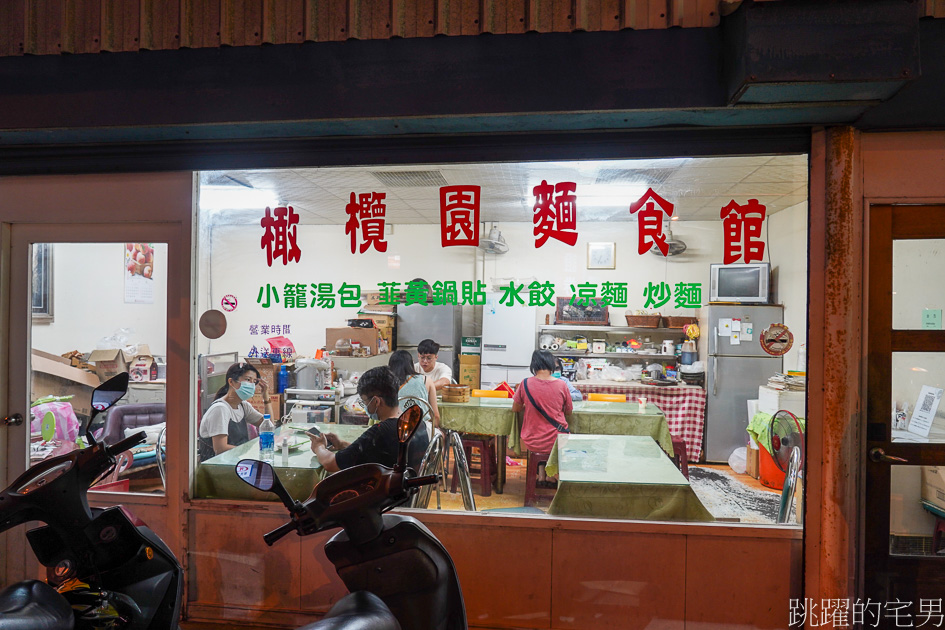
[397,405,423,444]
[91,372,130,414]
[234,459,298,509]
[236,459,275,491]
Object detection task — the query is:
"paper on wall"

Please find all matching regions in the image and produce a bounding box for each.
[731,332,741,345]
[892,430,930,443]
[719,319,732,337]
[732,319,742,332]
[743,324,754,342]
[908,385,944,437]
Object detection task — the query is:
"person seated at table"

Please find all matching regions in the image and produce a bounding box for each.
[554,358,584,402]
[414,338,453,391]
[309,366,430,473]
[389,349,440,429]
[512,350,573,487]
[197,362,273,462]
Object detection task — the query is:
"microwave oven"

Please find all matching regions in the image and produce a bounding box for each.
[709,263,770,303]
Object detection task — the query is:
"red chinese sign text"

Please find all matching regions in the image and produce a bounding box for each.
[260,206,302,267]
[440,185,481,247]
[533,180,578,247]
[345,192,388,254]
[628,188,674,256]
[720,199,766,263]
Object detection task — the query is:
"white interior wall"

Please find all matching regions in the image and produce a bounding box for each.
[31,243,168,356]
[198,220,729,360]
[768,201,809,374]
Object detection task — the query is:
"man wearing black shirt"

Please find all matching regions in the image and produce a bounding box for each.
[310,366,429,473]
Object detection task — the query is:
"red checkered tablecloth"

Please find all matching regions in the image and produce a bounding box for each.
[574,381,706,461]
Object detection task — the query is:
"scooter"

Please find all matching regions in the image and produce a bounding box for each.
[235,405,467,630]
[0,372,183,630]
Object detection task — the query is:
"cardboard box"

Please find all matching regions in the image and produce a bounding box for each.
[248,392,282,417]
[326,327,384,356]
[358,312,396,329]
[746,446,761,479]
[31,350,101,418]
[246,357,276,392]
[128,344,154,383]
[87,347,132,382]
[459,354,481,388]
[922,466,945,511]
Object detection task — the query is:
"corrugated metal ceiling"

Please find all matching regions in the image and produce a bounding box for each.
[2,0,751,57]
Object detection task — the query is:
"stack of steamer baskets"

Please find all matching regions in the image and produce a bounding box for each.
[442,385,471,403]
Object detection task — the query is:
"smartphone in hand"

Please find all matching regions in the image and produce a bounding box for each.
[304,427,322,439]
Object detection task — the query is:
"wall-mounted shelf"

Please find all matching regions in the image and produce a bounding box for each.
[539,324,687,335]
[551,351,677,361]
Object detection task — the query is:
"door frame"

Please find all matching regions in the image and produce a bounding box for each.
[865,203,945,602]
[0,171,193,584]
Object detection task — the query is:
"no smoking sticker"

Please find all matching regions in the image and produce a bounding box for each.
[221,295,238,312]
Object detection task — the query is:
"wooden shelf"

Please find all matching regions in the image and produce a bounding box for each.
[551,351,678,361]
[539,324,686,334]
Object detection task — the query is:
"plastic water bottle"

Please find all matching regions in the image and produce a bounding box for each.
[259,414,275,464]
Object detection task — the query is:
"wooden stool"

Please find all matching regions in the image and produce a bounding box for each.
[450,434,496,497]
[524,450,555,507]
[671,436,689,480]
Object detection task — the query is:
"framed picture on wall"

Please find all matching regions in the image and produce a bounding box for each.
[587,242,616,270]
[32,243,54,323]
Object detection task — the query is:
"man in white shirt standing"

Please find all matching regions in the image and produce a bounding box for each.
[415,338,453,391]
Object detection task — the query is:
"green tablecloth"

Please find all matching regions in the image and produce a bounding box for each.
[545,435,713,522]
[439,398,672,456]
[194,423,367,501]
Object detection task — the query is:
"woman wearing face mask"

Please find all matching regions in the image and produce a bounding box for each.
[197,362,272,461]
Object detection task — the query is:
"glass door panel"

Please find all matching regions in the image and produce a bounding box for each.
[28,242,168,494]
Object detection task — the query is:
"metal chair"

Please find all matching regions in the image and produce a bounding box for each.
[410,428,446,509]
[777,446,803,524]
[156,425,167,490]
[447,431,477,511]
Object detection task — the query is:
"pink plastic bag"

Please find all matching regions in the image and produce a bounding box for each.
[30,401,80,442]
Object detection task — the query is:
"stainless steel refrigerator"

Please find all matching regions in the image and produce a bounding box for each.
[396,303,462,376]
[480,292,538,389]
[704,304,784,462]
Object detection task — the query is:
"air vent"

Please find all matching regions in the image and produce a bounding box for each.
[370,170,448,188]
[888,534,935,557]
[594,169,673,185]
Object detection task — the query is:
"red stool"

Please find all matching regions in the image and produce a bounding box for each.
[671,436,689,480]
[524,450,555,507]
[450,434,496,497]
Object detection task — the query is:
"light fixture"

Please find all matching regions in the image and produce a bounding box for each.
[198,185,280,212]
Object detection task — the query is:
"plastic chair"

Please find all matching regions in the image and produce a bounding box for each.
[587,393,626,402]
[91,450,133,492]
[447,431,476,511]
[524,450,556,507]
[410,428,445,509]
[777,446,803,524]
[471,389,509,398]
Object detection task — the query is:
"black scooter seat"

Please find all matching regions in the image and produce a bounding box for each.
[0,580,74,630]
[297,591,400,630]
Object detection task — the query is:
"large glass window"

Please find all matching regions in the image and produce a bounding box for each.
[193,155,808,527]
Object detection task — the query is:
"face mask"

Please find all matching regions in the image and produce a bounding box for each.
[236,381,256,401]
[553,371,562,378]
[365,397,379,422]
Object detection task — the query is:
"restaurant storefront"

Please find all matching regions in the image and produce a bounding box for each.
[2,2,945,628]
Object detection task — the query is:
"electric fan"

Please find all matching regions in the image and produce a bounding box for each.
[769,409,804,472]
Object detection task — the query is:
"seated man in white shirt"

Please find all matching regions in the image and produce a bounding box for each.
[414,338,453,391]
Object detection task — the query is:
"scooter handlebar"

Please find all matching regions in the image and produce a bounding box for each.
[403,474,439,490]
[263,520,298,546]
[106,431,148,457]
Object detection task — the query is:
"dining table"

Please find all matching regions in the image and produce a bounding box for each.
[544,434,714,522]
[194,423,367,501]
[436,398,675,495]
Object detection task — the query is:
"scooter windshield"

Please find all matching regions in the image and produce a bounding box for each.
[14,459,75,495]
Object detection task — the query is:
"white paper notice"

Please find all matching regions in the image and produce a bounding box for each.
[892,430,930,443]
[731,332,741,345]
[743,324,754,342]
[907,385,944,437]
[732,319,742,332]
[719,319,733,337]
